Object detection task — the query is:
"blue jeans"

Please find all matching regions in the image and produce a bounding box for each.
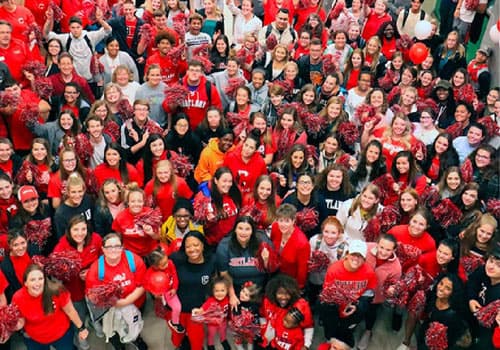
[24,328,74,350]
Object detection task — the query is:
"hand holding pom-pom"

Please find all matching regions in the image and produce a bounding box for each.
[224,77,247,99]
[431,199,462,228]
[295,208,319,233]
[265,34,278,51]
[460,158,473,183]
[425,322,448,350]
[117,99,134,121]
[164,84,190,108]
[254,242,280,273]
[308,250,331,272]
[87,282,123,308]
[337,121,359,146]
[24,218,51,248]
[0,305,21,343]
[396,243,421,271]
[134,207,163,233]
[475,300,500,328]
[446,121,464,139]
[191,303,226,326]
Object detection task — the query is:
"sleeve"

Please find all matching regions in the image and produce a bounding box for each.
[396,10,404,34]
[336,200,349,227]
[53,210,66,238]
[0,270,8,294]
[466,267,483,302]
[296,240,311,289]
[257,26,267,48]
[194,149,211,184]
[215,239,230,272]
[57,289,71,308]
[111,216,122,233]
[169,260,179,291]
[414,175,427,195]
[88,27,112,47]
[493,327,500,349]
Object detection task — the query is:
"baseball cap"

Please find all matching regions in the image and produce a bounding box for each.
[347,240,367,259]
[490,242,500,259]
[18,185,38,203]
[434,80,452,90]
[477,47,492,58]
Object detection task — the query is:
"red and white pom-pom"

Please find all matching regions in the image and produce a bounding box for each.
[226,112,251,138]
[167,44,186,64]
[265,34,278,51]
[387,86,401,105]
[0,305,20,343]
[33,78,54,100]
[85,171,99,197]
[295,208,319,232]
[240,205,263,225]
[172,12,188,38]
[153,298,169,319]
[454,84,476,105]
[416,98,439,115]
[396,34,413,51]
[89,54,105,76]
[192,303,226,325]
[319,284,358,305]
[231,309,260,344]
[372,173,397,204]
[272,79,294,96]
[475,299,500,328]
[87,282,123,308]
[39,251,82,282]
[224,77,247,99]
[75,133,93,163]
[254,242,280,273]
[145,120,164,135]
[302,112,327,137]
[420,186,440,208]
[103,121,120,142]
[193,194,212,222]
[192,43,210,57]
[139,23,154,47]
[275,128,296,161]
[378,69,397,91]
[328,1,345,19]
[170,153,194,178]
[308,250,331,272]
[411,140,427,160]
[396,243,421,271]
[322,54,340,76]
[384,265,427,308]
[192,54,214,74]
[338,121,359,146]
[0,91,19,108]
[390,104,403,115]
[431,198,462,228]
[460,254,485,275]
[117,99,134,121]
[464,0,479,11]
[354,103,380,125]
[445,121,464,139]
[164,83,190,107]
[425,322,448,350]
[460,158,473,183]
[305,144,318,163]
[378,205,401,231]
[24,23,43,46]
[363,217,381,242]
[486,199,500,220]
[24,217,51,248]
[19,103,40,126]
[407,290,426,318]
[134,207,163,232]
[335,153,351,170]
[477,116,499,139]
[15,161,41,186]
[49,1,65,21]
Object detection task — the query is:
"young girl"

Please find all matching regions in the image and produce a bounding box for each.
[436,166,464,199]
[192,276,230,350]
[144,247,184,333]
[270,307,306,350]
[271,107,307,162]
[418,132,459,183]
[317,97,349,146]
[232,281,261,350]
[296,84,319,113]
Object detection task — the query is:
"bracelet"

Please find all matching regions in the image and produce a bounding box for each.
[78,324,86,332]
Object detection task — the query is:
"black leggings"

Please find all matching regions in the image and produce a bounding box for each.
[320,303,366,344]
[364,303,381,331]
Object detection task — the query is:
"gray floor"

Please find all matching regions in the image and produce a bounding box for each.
[9,296,410,349]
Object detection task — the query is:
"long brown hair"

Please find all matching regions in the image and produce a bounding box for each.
[348,183,381,219]
[23,264,64,314]
[252,175,278,226]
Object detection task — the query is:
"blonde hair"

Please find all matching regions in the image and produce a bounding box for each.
[441,31,465,59]
[382,113,413,149]
[348,183,381,219]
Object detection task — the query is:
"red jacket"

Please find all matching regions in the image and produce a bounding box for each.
[365,242,402,304]
[144,177,193,221]
[112,208,159,257]
[270,223,310,289]
[49,72,95,103]
[163,75,222,130]
[224,146,267,197]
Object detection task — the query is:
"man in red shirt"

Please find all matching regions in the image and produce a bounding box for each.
[0,21,35,83]
[321,240,377,347]
[0,0,35,42]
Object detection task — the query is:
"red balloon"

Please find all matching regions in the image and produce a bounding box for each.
[409,43,429,65]
[497,19,500,31]
[145,271,169,296]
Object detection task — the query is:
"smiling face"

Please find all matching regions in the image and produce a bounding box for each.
[409,214,427,237]
[128,191,144,215]
[280,113,295,130]
[360,189,378,210]
[400,192,418,213]
[476,224,495,245]
[215,172,233,194]
[452,71,465,87]
[106,39,120,58]
[218,134,234,153]
[392,117,407,136]
[454,104,471,123]
[290,150,305,169]
[345,253,365,271]
[256,179,272,202]
[21,196,38,214]
[395,156,410,175]
[59,113,74,131]
[434,136,449,155]
[376,238,396,260]
[235,88,250,106]
[297,175,313,196]
[466,126,484,145]
[0,179,12,200]
[25,269,44,297]
[10,236,27,257]
[59,56,74,75]
[70,221,88,246]
[67,184,84,206]
[323,137,339,155]
[184,236,204,263]
[302,90,315,105]
[61,151,77,172]
[445,171,461,191]
[235,221,253,247]
[461,189,478,207]
[326,169,343,191]
[322,223,341,246]
[436,277,453,300]
[103,182,121,204]
[365,145,380,164]
[150,138,165,158]
[275,287,291,307]
[105,148,121,168]
[213,281,228,301]
[436,244,454,266]
[475,149,492,169]
[401,69,415,86]
[277,217,294,235]
[156,164,172,183]
[147,68,162,86]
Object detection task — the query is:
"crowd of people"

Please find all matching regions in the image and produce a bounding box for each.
[0,0,497,349]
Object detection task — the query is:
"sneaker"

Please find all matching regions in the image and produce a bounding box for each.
[357,330,371,350]
[396,343,410,350]
[168,320,185,334]
[131,337,148,350]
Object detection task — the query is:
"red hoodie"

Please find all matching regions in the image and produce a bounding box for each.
[224,146,267,198]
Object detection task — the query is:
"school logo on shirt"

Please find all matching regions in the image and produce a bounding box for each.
[17,18,25,25]
[201,275,210,285]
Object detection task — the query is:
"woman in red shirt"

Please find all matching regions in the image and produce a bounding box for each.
[53,216,101,350]
[243,175,281,231]
[94,142,142,188]
[361,0,392,40]
[12,264,89,348]
[0,173,17,236]
[112,184,160,257]
[144,160,193,221]
[136,134,178,187]
[343,48,364,91]
[0,231,31,303]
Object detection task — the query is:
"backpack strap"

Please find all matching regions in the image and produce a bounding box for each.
[124,250,136,273]
[97,250,136,281]
[66,34,93,53]
[205,80,212,106]
[402,8,426,28]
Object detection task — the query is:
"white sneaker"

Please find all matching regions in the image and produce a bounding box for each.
[357,330,371,350]
[396,343,410,350]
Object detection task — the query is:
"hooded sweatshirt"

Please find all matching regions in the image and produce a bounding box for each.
[194,138,234,184]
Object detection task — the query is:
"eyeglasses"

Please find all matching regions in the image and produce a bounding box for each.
[298,180,312,185]
[62,158,76,163]
[103,245,123,250]
[64,91,79,95]
[487,256,500,268]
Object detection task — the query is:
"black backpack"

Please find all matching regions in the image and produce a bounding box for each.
[65,34,93,53]
[402,8,426,28]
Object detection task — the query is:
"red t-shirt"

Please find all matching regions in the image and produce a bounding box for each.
[0,38,33,83]
[145,52,187,86]
[24,0,50,27]
[47,171,64,200]
[201,296,229,326]
[112,208,159,257]
[0,6,35,42]
[362,12,392,40]
[85,250,147,308]
[12,287,71,344]
[271,320,305,350]
[8,89,42,151]
[53,233,102,301]
[0,197,17,233]
[223,146,267,197]
[418,250,467,282]
[144,178,193,221]
[94,163,143,188]
[0,270,8,293]
[125,18,137,48]
[10,253,32,287]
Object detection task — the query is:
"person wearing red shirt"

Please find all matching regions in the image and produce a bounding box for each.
[112,185,160,257]
[94,143,142,188]
[144,30,187,86]
[262,0,294,25]
[270,204,310,289]
[12,264,88,348]
[0,232,31,303]
[0,21,35,83]
[270,307,306,350]
[24,0,50,27]
[163,60,222,130]
[361,0,392,41]
[321,240,377,347]
[293,0,326,32]
[494,315,500,349]
[224,132,267,200]
[59,0,90,33]
[0,0,35,42]
[418,238,467,282]
[144,160,193,221]
[242,175,281,230]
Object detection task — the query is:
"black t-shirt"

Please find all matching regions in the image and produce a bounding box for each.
[53,195,94,239]
[318,189,353,217]
[170,252,217,312]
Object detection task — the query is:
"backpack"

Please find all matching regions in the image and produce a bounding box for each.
[98,249,136,281]
[402,8,426,28]
[265,25,296,43]
[65,34,93,53]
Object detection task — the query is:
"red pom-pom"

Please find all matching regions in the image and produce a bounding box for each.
[275,128,296,161]
[224,77,247,99]
[103,121,120,142]
[231,309,260,344]
[308,250,331,272]
[49,1,65,21]
[337,121,359,146]
[387,86,401,105]
[475,299,500,328]
[254,242,280,273]
[193,194,212,222]
[396,34,414,51]
[354,103,379,125]
[319,284,358,305]
[384,265,428,308]
[33,77,54,100]
[192,302,226,325]
[464,0,479,10]
[192,44,213,73]
[372,174,397,205]
[75,133,93,164]
[295,208,319,232]
[170,153,194,178]
[272,79,293,96]
[416,98,439,115]
[420,186,440,208]
[322,53,341,76]
[445,121,464,139]
[15,161,40,186]
[425,322,448,350]
[0,305,21,343]
[117,99,134,121]
[24,217,51,248]
[328,1,344,19]
[139,24,154,47]
[378,69,398,91]
[34,251,82,282]
[460,254,485,275]
[240,205,263,226]
[164,83,190,108]
[87,282,123,308]
[407,289,426,318]
[477,116,499,140]
[90,54,105,76]
[172,12,188,38]
[460,158,473,183]
[335,153,351,170]
[166,44,186,64]
[21,61,46,77]
[134,207,163,232]
[153,297,169,319]
[19,103,39,126]
[0,91,19,108]
[363,217,381,242]
[454,84,476,105]
[302,112,328,137]
[145,119,164,134]
[364,205,401,242]
[226,112,251,138]
[431,198,463,228]
[486,199,500,220]
[411,140,427,160]
[396,243,421,271]
[265,34,278,51]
